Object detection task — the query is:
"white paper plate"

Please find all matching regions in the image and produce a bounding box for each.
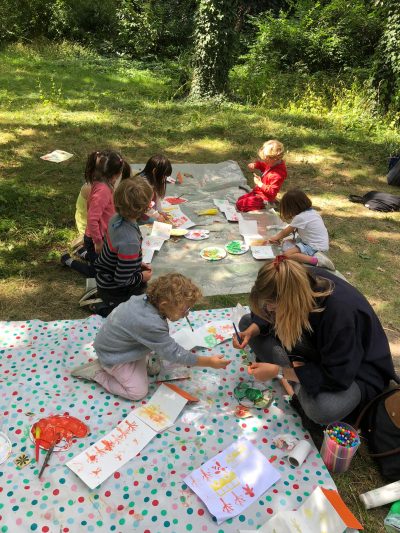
[225,240,249,255]
[200,246,227,261]
[185,230,210,240]
[170,228,188,237]
[0,432,11,464]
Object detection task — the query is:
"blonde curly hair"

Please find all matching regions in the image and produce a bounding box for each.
[146,273,202,309]
[258,139,285,161]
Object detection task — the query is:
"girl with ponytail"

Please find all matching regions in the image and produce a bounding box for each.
[233,257,396,429]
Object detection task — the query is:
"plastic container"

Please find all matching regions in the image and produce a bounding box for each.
[320,422,360,473]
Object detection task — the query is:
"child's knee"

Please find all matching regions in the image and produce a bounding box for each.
[125,383,149,401]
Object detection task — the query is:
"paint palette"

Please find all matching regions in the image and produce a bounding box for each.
[185,229,210,240]
[200,246,227,261]
[225,240,249,255]
[0,431,11,464]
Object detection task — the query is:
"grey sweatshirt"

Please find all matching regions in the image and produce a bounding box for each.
[94,294,198,368]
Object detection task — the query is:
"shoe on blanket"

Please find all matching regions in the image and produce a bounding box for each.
[315,252,335,271]
[289,395,324,449]
[71,360,102,381]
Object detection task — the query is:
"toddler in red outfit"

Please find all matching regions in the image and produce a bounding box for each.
[236,139,287,212]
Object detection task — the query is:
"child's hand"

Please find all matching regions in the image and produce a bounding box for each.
[95,241,103,254]
[232,330,252,350]
[141,263,152,272]
[142,269,153,282]
[268,235,281,244]
[253,174,262,188]
[248,362,279,381]
[208,355,231,370]
[157,212,172,223]
[248,162,255,170]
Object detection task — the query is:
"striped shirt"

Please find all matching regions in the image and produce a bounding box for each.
[95,214,143,290]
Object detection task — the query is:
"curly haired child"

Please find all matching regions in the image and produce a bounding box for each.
[71,273,230,400]
[236,140,287,212]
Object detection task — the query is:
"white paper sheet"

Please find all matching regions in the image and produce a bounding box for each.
[213,199,239,222]
[171,321,234,350]
[66,412,155,489]
[241,487,348,533]
[40,150,73,163]
[250,245,275,260]
[238,218,264,246]
[184,438,281,524]
[151,221,172,239]
[134,383,188,432]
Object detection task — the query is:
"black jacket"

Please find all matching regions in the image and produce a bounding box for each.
[251,268,397,402]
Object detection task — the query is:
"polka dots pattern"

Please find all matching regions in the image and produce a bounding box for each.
[0,310,335,532]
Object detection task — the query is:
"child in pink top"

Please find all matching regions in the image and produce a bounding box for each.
[236,140,287,212]
[61,151,124,277]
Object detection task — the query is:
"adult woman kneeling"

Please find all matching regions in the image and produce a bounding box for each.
[234,256,397,426]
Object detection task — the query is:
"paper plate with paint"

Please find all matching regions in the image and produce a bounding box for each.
[0,432,11,464]
[170,228,188,237]
[185,229,210,240]
[200,246,227,261]
[225,240,249,255]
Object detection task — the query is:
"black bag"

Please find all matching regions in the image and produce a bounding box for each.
[354,386,400,481]
[349,191,400,212]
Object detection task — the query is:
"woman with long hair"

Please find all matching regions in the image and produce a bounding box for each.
[234,257,397,427]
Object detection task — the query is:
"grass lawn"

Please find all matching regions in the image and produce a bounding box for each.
[1,42,399,531]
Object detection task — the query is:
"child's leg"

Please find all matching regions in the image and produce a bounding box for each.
[282,245,318,266]
[236,191,265,212]
[94,358,149,401]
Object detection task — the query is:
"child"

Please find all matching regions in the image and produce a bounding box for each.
[74,152,131,257]
[136,154,172,223]
[62,151,124,276]
[93,177,154,316]
[71,273,231,400]
[236,140,287,212]
[268,188,334,269]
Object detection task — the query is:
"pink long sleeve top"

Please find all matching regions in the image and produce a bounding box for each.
[85,182,115,245]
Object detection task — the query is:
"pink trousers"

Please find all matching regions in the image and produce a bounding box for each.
[94,357,148,401]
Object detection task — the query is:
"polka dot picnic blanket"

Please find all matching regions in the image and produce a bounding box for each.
[0,308,336,533]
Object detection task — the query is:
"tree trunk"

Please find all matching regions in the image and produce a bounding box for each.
[190,0,238,99]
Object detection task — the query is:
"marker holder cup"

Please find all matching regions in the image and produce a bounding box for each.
[320,422,360,473]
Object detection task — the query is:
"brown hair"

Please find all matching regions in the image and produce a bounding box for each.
[121,160,132,180]
[249,259,333,351]
[136,154,172,199]
[280,189,312,222]
[113,177,153,220]
[85,150,124,185]
[146,273,202,310]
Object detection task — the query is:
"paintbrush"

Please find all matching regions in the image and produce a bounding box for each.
[185,315,194,332]
[38,439,58,479]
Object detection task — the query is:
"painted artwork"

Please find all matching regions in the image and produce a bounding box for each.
[163,196,188,205]
[134,383,189,432]
[213,199,239,222]
[151,221,172,239]
[171,321,234,350]
[160,205,195,229]
[67,412,156,489]
[239,486,363,533]
[40,150,73,163]
[184,438,281,524]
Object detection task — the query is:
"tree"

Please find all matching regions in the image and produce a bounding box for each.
[190,0,238,99]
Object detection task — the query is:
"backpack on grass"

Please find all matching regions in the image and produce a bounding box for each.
[354,386,400,481]
[349,191,400,212]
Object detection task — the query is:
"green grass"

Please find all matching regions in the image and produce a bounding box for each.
[0,41,399,531]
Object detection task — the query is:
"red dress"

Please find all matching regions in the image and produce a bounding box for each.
[236,160,287,212]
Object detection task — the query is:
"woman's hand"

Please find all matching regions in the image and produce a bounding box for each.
[248,362,280,381]
[232,329,252,350]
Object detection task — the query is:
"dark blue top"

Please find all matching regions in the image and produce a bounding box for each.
[251,268,397,402]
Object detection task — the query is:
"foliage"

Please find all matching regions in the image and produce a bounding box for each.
[190,0,239,99]
[243,0,382,74]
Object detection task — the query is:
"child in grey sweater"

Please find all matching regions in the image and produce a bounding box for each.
[71,273,230,400]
